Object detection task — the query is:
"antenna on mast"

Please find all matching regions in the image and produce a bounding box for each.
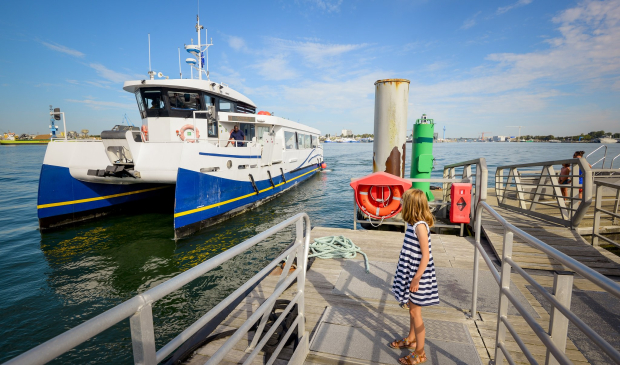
[148,34,154,80]
[178,48,182,79]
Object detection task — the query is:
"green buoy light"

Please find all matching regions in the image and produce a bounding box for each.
[410,114,435,201]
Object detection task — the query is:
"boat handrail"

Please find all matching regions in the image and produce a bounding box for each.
[470,200,620,365]
[3,213,311,365]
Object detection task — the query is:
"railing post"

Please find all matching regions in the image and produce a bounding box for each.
[592,182,603,246]
[471,205,482,319]
[130,302,157,365]
[353,195,358,230]
[296,218,307,343]
[545,271,574,365]
[494,230,514,365]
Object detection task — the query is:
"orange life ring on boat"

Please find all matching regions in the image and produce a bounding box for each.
[141,125,148,141]
[357,185,404,219]
[178,124,200,142]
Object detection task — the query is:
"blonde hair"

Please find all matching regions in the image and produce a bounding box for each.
[400,189,434,227]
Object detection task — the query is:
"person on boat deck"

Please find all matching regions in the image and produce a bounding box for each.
[150,99,162,109]
[227,124,245,147]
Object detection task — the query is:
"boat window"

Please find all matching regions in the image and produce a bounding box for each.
[297,133,305,149]
[168,90,201,110]
[285,131,297,149]
[236,103,256,114]
[304,134,311,149]
[311,135,318,148]
[240,123,255,141]
[219,99,233,112]
[135,90,146,118]
[203,95,215,108]
[141,89,168,117]
[257,126,270,144]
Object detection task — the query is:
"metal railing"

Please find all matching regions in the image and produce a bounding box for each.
[592,180,620,248]
[470,201,620,365]
[495,158,592,228]
[443,158,488,224]
[587,145,607,168]
[4,213,311,365]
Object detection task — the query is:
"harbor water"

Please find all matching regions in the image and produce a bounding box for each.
[1,142,619,364]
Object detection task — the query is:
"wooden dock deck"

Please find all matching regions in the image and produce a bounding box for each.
[483,188,620,277]
[183,226,598,365]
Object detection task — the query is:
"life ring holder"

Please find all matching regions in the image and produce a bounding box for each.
[178,124,200,142]
[357,185,404,219]
[141,125,148,142]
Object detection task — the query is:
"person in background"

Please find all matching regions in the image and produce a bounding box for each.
[559,163,571,199]
[389,189,438,364]
[226,124,245,147]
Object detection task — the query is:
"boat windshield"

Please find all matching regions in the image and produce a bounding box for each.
[135,87,246,119]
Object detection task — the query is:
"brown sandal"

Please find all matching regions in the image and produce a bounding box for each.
[389,338,416,349]
[398,351,427,364]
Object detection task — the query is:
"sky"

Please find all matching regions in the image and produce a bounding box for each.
[0,0,619,138]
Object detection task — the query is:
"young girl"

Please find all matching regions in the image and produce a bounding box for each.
[389,189,439,364]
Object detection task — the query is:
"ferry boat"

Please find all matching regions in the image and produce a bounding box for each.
[37,17,324,238]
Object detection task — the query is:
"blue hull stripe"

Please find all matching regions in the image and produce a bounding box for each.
[199,152,261,159]
[37,164,168,219]
[173,165,319,229]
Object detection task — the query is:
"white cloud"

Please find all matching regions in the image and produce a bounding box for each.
[89,63,133,83]
[303,0,343,13]
[41,41,85,58]
[497,0,533,15]
[253,56,298,80]
[461,11,481,30]
[66,98,134,110]
[266,38,368,67]
[228,35,246,51]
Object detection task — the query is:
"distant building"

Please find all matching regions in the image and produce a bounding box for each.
[341,129,353,137]
[493,135,506,142]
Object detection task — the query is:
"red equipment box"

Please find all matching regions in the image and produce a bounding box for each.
[450,183,472,224]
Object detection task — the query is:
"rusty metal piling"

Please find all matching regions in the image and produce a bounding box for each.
[373,79,410,177]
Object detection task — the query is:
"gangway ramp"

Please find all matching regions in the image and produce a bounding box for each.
[482,189,620,277]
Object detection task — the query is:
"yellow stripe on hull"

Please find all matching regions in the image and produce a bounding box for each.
[173,168,318,218]
[37,186,169,209]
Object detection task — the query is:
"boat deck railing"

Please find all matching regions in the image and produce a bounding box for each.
[4,213,311,365]
[470,200,620,365]
[592,180,620,248]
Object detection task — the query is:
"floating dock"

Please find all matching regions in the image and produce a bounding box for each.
[183,226,606,365]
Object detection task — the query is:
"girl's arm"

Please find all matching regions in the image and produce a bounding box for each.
[410,224,430,292]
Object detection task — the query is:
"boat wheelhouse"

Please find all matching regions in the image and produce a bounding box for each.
[37,18,324,238]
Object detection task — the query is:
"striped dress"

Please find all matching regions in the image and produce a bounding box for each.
[391,221,439,306]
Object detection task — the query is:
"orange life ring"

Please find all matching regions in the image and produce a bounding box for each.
[178,124,200,142]
[141,125,148,141]
[357,185,404,219]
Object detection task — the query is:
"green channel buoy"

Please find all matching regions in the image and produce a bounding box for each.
[410,114,435,201]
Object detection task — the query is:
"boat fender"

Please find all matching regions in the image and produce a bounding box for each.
[141,125,148,141]
[179,124,200,142]
[321,162,327,169]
